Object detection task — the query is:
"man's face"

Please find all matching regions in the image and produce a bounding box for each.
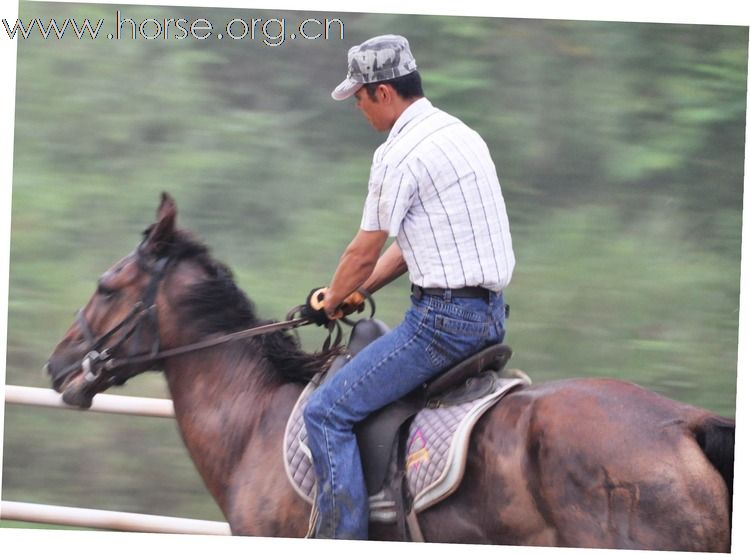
[354,87,392,132]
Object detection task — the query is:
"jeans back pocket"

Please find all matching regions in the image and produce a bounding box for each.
[426,314,489,370]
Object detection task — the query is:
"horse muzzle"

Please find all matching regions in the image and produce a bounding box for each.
[46,364,96,409]
[60,377,95,409]
[46,349,100,408]
[46,351,82,392]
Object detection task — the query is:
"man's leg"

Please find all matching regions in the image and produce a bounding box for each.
[303,303,442,539]
[303,293,505,539]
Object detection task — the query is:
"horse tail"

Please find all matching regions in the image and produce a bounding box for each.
[693,414,735,500]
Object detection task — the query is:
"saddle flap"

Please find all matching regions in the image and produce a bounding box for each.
[355,393,422,494]
[423,343,512,399]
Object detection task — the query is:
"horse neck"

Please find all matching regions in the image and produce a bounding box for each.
[160,344,303,511]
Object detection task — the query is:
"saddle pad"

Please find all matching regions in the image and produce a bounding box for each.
[283,376,524,523]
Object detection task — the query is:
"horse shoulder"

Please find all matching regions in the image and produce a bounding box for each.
[224,381,310,537]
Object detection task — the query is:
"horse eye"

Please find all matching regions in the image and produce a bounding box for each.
[97,285,118,301]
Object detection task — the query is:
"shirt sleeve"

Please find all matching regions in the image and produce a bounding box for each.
[360,162,415,237]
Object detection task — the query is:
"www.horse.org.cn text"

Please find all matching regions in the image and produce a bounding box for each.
[2,11,346,46]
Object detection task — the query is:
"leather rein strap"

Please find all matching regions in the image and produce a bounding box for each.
[65,250,338,386]
[101,316,312,371]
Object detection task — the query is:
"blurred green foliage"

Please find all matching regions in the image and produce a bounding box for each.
[3,1,745,528]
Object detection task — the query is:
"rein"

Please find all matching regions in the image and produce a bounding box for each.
[60,250,345,389]
[93,316,312,373]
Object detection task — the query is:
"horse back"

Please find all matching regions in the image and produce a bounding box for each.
[511,378,734,499]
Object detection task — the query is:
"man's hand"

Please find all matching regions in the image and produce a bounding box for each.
[302,287,332,326]
[339,290,367,317]
[304,287,367,325]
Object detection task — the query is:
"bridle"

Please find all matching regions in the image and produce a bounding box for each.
[70,252,171,387]
[55,247,353,391]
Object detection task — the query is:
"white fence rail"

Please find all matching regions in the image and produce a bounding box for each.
[2,385,228,534]
[0,501,231,535]
[4,384,175,418]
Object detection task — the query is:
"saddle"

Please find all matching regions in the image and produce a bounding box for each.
[283,318,529,540]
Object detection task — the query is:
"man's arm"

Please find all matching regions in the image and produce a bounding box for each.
[324,229,388,316]
[362,241,408,294]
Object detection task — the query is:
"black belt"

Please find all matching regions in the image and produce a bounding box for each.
[411,284,493,301]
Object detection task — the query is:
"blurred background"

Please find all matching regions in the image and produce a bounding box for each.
[2,1,746,528]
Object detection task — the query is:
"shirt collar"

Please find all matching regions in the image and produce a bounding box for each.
[387,97,433,142]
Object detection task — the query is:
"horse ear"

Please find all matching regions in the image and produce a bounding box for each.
[156,192,177,222]
[144,192,177,256]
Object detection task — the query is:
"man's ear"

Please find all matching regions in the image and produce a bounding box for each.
[377,83,392,103]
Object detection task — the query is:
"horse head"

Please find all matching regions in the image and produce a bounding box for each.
[45,192,191,408]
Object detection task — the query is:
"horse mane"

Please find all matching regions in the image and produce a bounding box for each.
[155,227,338,385]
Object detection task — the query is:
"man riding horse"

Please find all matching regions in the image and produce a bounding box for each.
[301,34,516,540]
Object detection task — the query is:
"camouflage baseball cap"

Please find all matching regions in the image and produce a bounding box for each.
[331,34,418,101]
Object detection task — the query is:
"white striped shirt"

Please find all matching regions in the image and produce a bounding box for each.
[360,98,515,292]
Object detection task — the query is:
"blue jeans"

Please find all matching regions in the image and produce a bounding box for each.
[302,290,506,539]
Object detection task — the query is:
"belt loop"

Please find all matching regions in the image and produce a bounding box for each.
[443,289,452,302]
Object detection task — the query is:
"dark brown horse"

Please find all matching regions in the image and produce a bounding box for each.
[45,193,735,550]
